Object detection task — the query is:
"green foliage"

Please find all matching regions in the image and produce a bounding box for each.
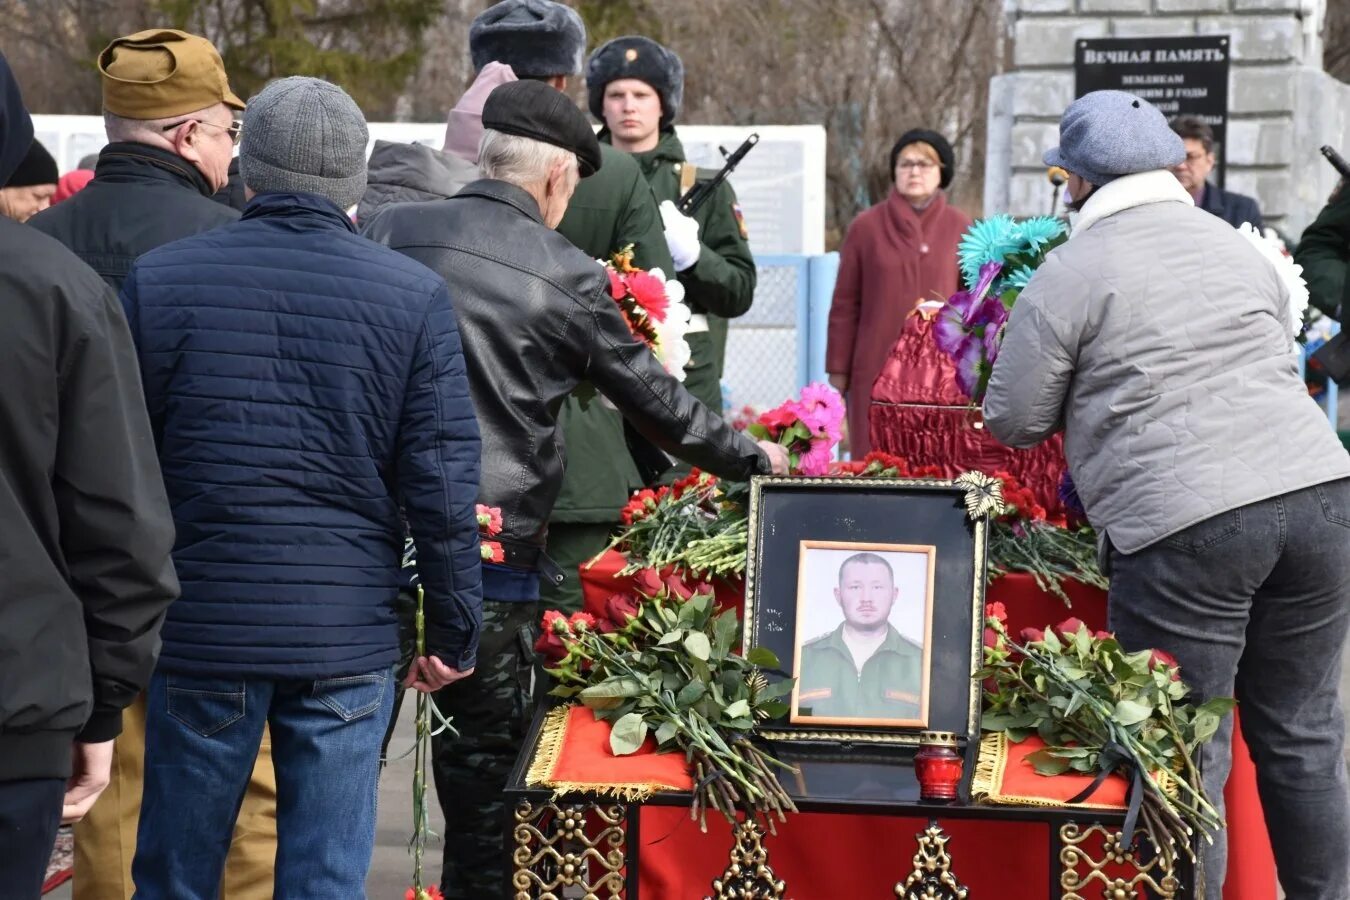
[153,0,440,115]
[980,616,1236,866]
[542,587,797,830]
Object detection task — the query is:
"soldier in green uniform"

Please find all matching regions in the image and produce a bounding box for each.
[586,35,757,413]
[797,552,924,721]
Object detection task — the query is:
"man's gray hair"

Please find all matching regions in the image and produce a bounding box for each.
[103,105,220,144]
[478,128,578,187]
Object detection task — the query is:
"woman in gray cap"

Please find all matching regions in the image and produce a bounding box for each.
[986,90,1350,900]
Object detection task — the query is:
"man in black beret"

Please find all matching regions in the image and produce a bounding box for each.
[365,80,787,899]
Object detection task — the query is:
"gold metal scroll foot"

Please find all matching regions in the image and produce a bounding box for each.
[895,819,969,899]
[706,819,786,900]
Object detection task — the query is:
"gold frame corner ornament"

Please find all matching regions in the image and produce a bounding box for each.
[895,820,969,899]
[1059,823,1181,899]
[953,470,1007,520]
[705,819,786,900]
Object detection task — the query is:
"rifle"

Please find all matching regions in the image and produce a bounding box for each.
[676,132,760,216]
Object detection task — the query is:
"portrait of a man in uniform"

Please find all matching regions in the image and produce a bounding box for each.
[791,542,934,727]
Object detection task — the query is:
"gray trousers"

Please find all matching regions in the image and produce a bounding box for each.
[1108,479,1350,900]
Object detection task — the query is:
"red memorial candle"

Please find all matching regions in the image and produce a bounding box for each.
[915,731,963,802]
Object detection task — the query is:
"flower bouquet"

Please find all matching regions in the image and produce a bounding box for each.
[599,469,749,580]
[744,382,845,475]
[981,606,1235,868]
[986,470,1105,604]
[536,583,798,832]
[602,245,692,380]
[934,215,1068,402]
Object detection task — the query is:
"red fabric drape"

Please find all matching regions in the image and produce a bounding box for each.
[634,575,1277,898]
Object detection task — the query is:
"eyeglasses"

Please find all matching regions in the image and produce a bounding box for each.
[897,159,936,171]
[161,118,243,146]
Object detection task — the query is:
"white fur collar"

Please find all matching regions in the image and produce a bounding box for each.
[1069,169,1194,237]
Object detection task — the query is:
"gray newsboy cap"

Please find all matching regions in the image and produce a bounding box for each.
[240,76,368,210]
[1043,90,1185,185]
[470,0,586,78]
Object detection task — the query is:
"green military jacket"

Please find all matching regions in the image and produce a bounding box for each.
[797,623,923,721]
[1294,193,1350,319]
[616,129,757,410]
[551,143,675,522]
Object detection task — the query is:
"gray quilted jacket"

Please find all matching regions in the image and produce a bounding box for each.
[355,140,477,225]
[985,170,1350,554]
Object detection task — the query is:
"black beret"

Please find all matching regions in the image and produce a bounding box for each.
[586,36,684,129]
[469,0,586,79]
[482,80,603,177]
[891,128,955,190]
[6,137,57,188]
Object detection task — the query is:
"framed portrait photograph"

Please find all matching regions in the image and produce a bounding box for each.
[743,476,990,747]
[792,541,935,728]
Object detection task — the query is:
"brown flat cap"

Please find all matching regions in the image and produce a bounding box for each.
[99,29,245,120]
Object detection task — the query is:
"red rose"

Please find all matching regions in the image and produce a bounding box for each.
[1019,627,1045,644]
[1055,617,1087,639]
[632,567,664,597]
[983,627,1002,650]
[756,406,799,432]
[603,592,642,627]
[1149,648,1182,681]
[984,601,1008,625]
[663,573,695,601]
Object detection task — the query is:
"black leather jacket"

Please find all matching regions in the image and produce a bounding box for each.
[29,142,238,292]
[364,179,768,554]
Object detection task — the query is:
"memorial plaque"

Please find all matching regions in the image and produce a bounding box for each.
[1074,35,1230,185]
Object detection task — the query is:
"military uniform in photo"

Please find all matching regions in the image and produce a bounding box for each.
[798,622,923,720]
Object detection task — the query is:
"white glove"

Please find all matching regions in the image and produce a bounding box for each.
[659,200,701,272]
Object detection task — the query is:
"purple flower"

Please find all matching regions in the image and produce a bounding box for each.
[973,261,1003,300]
[1058,472,1087,527]
[953,335,987,400]
[935,290,975,356]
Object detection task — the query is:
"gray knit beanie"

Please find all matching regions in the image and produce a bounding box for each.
[240,76,368,210]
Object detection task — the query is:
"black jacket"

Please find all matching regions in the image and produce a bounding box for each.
[29,141,238,291]
[1198,182,1263,231]
[0,216,179,780]
[363,179,768,554]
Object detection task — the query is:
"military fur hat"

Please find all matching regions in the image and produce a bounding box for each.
[469,0,587,79]
[586,36,684,129]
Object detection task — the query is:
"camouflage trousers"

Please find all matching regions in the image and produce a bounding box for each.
[432,598,538,900]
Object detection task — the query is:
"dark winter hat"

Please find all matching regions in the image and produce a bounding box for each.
[240,77,369,210]
[5,138,57,188]
[0,52,35,187]
[469,0,587,79]
[891,129,954,190]
[585,36,685,129]
[1044,90,1184,186]
[482,80,602,177]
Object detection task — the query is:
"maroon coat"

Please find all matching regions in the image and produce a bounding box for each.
[825,189,971,455]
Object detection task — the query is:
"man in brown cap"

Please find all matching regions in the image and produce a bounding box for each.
[28,29,277,900]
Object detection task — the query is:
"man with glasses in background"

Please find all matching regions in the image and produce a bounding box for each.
[29,29,278,900]
[1169,114,1263,230]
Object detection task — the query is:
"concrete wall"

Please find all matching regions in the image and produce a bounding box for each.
[986,0,1350,237]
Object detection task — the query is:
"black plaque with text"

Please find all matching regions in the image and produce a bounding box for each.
[1074,35,1231,185]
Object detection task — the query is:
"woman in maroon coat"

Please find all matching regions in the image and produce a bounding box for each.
[826,130,972,455]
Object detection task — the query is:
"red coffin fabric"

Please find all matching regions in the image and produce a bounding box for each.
[868,310,1069,522]
[635,575,1277,898]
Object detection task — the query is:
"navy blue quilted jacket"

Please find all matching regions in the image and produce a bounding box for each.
[120,192,483,679]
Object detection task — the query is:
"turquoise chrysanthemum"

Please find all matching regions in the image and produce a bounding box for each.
[1013,216,1067,254]
[957,215,1023,287]
[1003,265,1037,292]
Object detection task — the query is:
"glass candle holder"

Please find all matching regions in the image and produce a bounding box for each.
[914,730,963,802]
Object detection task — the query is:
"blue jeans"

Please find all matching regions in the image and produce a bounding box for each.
[132,667,395,899]
[1109,480,1350,900]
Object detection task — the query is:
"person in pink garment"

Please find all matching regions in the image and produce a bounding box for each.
[443,60,518,163]
[825,129,971,456]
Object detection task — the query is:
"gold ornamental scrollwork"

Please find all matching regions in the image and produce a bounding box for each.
[512,800,625,900]
[705,819,786,900]
[954,471,1006,520]
[895,821,969,900]
[1059,823,1180,900]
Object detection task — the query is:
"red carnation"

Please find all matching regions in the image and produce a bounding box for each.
[482,540,505,564]
[624,270,670,323]
[534,610,572,662]
[568,612,599,635]
[605,267,626,301]
[985,601,1008,625]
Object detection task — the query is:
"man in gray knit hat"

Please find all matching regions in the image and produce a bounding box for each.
[126,76,484,898]
[987,90,1350,899]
